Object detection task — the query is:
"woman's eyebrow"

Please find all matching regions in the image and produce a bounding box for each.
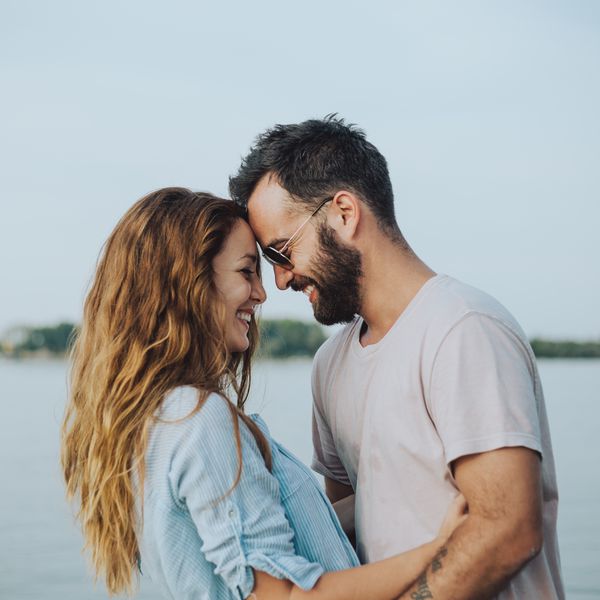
[239,252,258,262]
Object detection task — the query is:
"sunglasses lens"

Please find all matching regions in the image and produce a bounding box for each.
[262,247,293,270]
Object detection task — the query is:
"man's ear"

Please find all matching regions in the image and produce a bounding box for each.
[326,191,361,241]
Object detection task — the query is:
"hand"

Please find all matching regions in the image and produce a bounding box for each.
[437,493,468,542]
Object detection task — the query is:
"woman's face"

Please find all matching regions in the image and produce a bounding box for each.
[212,219,266,353]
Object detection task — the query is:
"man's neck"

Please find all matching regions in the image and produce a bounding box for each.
[358,240,436,347]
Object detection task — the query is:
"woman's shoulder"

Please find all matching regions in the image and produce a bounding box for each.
[158,387,273,440]
[157,390,258,490]
[158,387,233,426]
[158,388,269,468]
[248,412,271,438]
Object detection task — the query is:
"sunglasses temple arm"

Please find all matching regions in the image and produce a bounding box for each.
[280,197,331,254]
[279,212,315,253]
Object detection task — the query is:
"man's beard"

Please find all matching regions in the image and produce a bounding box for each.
[292,224,363,326]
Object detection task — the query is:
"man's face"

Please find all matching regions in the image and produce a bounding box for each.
[247,175,363,325]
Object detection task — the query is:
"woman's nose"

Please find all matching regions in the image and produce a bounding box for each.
[252,275,267,304]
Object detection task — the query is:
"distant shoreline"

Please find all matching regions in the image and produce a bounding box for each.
[2,354,599,364]
[0,353,324,363]
[1,322,599,360]
[529,338,600,360]
[0,320,328,360]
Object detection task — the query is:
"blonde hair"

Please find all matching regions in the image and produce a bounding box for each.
[61,188,270,595]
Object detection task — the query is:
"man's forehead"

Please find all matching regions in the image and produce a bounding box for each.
[247,176,295,246]
[248,174,289,212]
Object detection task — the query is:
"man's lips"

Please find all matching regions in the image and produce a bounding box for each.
[290,277,317,292]
[290,279,318,304]
[302,285,317,303]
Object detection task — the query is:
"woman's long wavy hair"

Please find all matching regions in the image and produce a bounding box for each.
[61,188,271,596]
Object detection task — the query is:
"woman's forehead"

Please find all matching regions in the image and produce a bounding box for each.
[215,219,257,265]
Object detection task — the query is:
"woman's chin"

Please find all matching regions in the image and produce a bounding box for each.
[227,336,250,354]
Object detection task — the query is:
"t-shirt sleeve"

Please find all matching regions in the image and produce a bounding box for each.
[428,313,543,466]
[170,393,324,599]
[310,356,352,487]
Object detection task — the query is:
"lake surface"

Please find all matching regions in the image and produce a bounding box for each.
[0,358,598,599]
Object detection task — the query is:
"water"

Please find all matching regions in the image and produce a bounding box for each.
[0,358,598,599]
[537,360,600,598]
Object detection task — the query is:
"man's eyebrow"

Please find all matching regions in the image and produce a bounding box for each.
[265,237,288,249]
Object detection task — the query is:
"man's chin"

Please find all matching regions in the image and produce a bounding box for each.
[312,300,357,326]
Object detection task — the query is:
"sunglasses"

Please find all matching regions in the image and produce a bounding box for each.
[261,196,333,271]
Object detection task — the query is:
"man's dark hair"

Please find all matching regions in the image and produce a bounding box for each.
[229,115,400,237]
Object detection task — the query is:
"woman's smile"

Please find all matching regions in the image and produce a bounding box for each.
[212,220,266,353]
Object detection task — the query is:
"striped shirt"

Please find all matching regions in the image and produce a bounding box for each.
[136,387,358,599]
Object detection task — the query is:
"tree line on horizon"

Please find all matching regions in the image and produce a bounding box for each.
[1,322,599,360]
[0,320,328,360]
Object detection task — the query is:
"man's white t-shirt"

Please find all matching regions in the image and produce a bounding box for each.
[312,275,564,599]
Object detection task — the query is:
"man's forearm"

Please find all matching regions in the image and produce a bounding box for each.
[398,514,541,600]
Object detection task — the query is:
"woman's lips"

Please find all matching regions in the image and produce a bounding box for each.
[236,310,252,330]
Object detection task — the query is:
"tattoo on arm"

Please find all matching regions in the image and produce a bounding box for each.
[410,572,433,599]
[409,546,448,599]
[431,547,448,573]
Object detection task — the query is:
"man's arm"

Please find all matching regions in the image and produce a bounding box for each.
[325,476,354,503]
[326,478,355,542]
[399,446,543,600]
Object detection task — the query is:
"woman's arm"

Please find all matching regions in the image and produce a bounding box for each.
[251,537,441,599]
[250,495,467,600]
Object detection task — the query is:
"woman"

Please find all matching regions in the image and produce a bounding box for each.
[62,188,464,599]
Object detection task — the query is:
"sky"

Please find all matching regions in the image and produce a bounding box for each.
[1,0,598,339]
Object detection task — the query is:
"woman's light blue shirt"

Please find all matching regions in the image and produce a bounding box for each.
[137,387,359,599]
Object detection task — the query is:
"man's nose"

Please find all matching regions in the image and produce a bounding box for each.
[273,265,294,290]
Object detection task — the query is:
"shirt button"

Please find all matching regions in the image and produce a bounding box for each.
[228,509,235,518]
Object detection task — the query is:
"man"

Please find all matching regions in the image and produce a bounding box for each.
[229,116,564,599]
